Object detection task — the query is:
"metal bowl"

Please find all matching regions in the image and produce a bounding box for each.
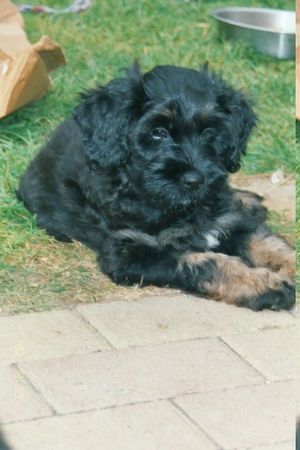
[211,7,295,59]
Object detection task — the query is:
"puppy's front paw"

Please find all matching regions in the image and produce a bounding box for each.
[241,281,295,311]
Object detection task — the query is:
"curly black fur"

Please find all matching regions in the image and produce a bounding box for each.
[17,64,295,310]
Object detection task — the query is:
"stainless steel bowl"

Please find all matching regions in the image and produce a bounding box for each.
[211,7,295,59]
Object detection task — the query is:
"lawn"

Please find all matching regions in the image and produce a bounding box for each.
[0,0,296,313]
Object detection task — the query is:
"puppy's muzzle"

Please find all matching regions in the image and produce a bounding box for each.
[181,170,204,190]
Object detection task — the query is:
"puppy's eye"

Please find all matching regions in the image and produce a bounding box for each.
[151,127,169,140]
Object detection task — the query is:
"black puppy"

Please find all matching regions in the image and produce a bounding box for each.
[17,64,295,310]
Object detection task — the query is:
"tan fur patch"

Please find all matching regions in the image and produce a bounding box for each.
[249,234,295,280]
[182,251,223,267]
[159,109,176,119]
[180,251,284,305]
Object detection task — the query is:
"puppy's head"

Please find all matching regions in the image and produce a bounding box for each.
[74,64,256,210]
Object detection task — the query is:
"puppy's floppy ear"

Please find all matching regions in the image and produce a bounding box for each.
[74,62,144,170]
[218,90,257,173]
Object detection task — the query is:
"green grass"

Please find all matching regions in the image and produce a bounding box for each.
[0,0,296,313]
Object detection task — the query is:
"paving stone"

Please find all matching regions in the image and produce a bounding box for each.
[175,381,295,450]
[230,174,295,220]
[2,401,218,450]
[3,401,218,450]
[20,338,263,414]
[0,310,109,365]
[76,295,295,348]
[291,305,299,318]
[247,442,294,450]
[0,365,52,424]
[222,326,300,381]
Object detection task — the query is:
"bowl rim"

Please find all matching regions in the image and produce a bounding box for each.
[211,7,295,35]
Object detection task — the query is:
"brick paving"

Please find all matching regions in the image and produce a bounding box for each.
[0,294,299,450]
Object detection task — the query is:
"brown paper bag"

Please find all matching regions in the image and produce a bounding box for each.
[0,0,65,119]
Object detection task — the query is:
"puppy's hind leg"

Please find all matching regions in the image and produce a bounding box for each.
[230,189,295,281]
[246,227,295,281]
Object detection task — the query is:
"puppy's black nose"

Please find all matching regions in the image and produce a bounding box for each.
[182,170,204,189]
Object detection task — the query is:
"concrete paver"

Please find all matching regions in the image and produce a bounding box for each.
[1,295,299,450]
[0,365,52,424]
[19,338,262,414]
[174,381,296,450]
[230,174,295,220]
[222,326,300,381]
[247,443,294,450]
[0,310,109,365]
[77,295,295,348]
[2,400,218,450]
